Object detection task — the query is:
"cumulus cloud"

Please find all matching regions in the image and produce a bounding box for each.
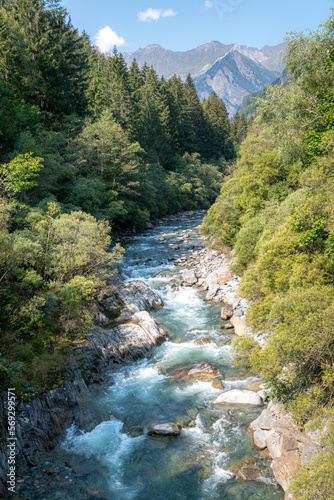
[205,0,213,8]
[94,26,125,53]
[137,8,176,22]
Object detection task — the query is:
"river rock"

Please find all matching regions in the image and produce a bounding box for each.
[271,451,300,493]
[193,338,213,346]
[180,269,197,285]
[147,423,181,436]
[223,291,241,309]
[116,280,164,318]
[205,284,220,300]
[172,362,221,382]
[230,315,251,337]
[205,272,218,285]
[218,273,233,286]
[221,323,234,330]
[266,432,282,459]
[249,409,272,432]
[221,307,232,321]
[212,380,225,390]
[212,390,263,406]
[98,293,122,315]
[237,465,263,481]
[253,429,271,449]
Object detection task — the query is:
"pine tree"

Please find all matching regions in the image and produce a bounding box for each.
[135,67,172,165]
[184,73,207,156]
[203,91,235,160]
[164,74,195,155]
[102,47,132,128]
[0,0,90,118]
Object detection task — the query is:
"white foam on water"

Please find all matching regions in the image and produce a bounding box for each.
[182,415,212,445]
[212,417,231,432]
[223,376,262,391]
[173,380,221,400]
[107,361,166,404]
[63,418,145,498]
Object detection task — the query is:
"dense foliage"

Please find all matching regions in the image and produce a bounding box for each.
[202,12,334,495]
[0,0,237,391]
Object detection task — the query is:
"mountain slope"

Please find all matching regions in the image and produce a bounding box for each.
[123,41,285,80]
[193,50,278,116]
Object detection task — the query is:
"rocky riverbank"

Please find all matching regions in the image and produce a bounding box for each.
[0,274,167,497]
[175,242,321,499]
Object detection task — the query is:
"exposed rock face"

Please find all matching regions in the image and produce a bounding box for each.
[212,389,263,406]
[248,402,322,497]
[147,423,182,436]
[194,50,279,116]
[172,362,221,382]
[0,277,167,494]
[115,280,164,322]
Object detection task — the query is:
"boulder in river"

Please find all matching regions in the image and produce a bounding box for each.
[212,380,225,390]
[172,362,221,382]
[118,280,164,311]
[221,307,233,321]
[115,280,164,322]
[220,323,234,330]
[205,272,218,286]
[237,465,263,481]
[180,269,197,285]
[193,338,213,346]
[212,389,263,406]
[205,284,220,301]
[147,423,181,436]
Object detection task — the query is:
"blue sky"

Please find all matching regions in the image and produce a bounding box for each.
[61,0,334,53]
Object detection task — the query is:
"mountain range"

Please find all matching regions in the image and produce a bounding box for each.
[123,41,286,116]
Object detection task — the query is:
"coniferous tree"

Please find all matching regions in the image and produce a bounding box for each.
[0,0,90,119]
[102,48,132,128]
[135,67,172,165]
[184,73,207,156]
[203,91,235,160]
[164,74,195,155]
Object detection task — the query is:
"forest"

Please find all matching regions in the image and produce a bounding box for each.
[0,0,248,392]
[202,12,334,498]
[3,0,334,496]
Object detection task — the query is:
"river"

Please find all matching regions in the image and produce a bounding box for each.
[19,212,284,499]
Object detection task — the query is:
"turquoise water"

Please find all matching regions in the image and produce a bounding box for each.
[61,214,284,500]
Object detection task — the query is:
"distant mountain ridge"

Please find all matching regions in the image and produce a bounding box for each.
[193,50,279,116]
[123,41,286,117]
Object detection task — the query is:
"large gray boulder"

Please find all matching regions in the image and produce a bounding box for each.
[205,284,220,301]
[212,389,263,406]
[147,423,181,436]
[118,280,164,311]
[180,269,197,285]
[113,311,167,359]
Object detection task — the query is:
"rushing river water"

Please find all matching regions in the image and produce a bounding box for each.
[23,212,284,500]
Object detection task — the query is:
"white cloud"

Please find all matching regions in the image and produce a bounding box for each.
[94,26,125,53]
[137,8,176,22]
[162,8,176,17]
[205,0,213,8]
